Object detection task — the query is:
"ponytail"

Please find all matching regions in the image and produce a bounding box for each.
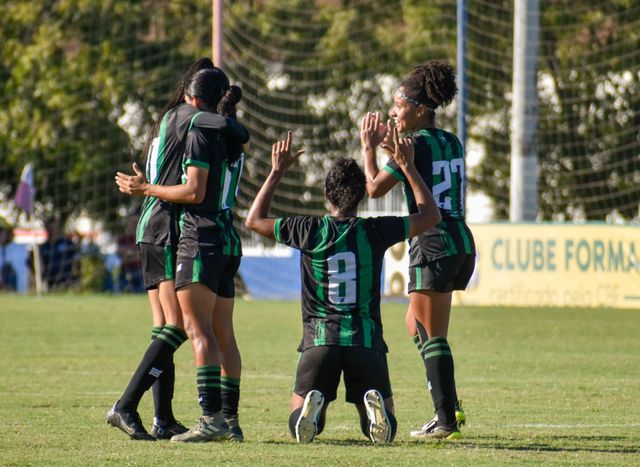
[217,85,242,117]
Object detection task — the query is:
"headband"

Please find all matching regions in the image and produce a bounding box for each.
[396,89,437,112]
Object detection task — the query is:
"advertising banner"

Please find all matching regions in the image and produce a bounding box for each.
[459,224,640,309]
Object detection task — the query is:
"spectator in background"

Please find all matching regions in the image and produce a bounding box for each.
[28,219,78,291]
[116,216,144,293]
[0,220,17,291]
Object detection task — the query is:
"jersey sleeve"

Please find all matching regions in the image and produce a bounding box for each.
[274,216,317,250]
[193,113,250,144]
[183,127,211,170]
[382,157,406,182]
[365,216,409,249]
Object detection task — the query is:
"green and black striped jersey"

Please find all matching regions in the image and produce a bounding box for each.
[179,126,244,256]
[274,215,409,352]
[136,103,249,247]
[383,128,475,264]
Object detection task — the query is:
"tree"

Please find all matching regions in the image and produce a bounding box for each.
[0,0,212,230]
[467,0,640,221]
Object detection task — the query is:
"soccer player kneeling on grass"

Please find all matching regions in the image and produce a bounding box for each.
[245,129,441,444]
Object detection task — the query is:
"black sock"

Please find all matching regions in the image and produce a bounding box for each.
[196,365,221,416]
[316,411,326,435]
[118,325,187,414]
[288,406,325,437]
[359,407,397,440]
[156,324,188,352]
[151,326,169,422]
[411,333,421,350]
[153,359,176,423]
[420,337,457,426]
[415,319,429,343]
[388,411,397,440]
[151,325,188,422]
[414,324,460,406]
[151,326,163,340]
[221,375,241,419]
[288,408,302,438]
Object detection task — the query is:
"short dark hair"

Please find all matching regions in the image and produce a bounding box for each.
[324,158,366,213]
[400,60,457,110]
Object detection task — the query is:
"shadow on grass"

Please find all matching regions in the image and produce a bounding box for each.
[261,437,375,447]
[460,434,640,455]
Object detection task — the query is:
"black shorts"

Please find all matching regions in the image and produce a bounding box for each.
[174,247,240,298]
[408,253,475,293]
[293,346,392,404]
[138,243,176,290]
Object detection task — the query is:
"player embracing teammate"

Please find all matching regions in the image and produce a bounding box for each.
[111,61,249,442]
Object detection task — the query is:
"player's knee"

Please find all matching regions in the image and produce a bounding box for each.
[188,331,215,356]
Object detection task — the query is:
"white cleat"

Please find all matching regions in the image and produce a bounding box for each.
[295,390,325,444]
[364,389,392,444]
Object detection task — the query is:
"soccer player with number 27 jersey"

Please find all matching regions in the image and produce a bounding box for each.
[362,61,476,440]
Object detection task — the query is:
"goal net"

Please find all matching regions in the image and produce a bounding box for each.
[1,0,638,293]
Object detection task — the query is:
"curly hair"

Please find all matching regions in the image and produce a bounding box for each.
[324,158,366,213]
[400,60,457,110]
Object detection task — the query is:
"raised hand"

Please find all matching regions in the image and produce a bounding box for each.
[271,131,305,173]
[360,112,388,148]
[392,126,414,169]
[115,162,148,196]
[380,119,395,155]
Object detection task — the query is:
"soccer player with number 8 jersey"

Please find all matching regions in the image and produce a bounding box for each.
[361,61,476,440]
[246,129,441,444]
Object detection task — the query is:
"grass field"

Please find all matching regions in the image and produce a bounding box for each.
[0,295,638,465]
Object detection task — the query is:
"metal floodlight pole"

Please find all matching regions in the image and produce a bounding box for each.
[212,0,224,69]
[457,0,469,212]
[510,0,540,221]
[457,0,468,151]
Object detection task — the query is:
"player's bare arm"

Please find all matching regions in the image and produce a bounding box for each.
[245,131,304,239]
[115,162,207,204]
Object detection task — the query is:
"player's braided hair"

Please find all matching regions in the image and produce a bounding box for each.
[400,60,457,111]
[325,158,366,213]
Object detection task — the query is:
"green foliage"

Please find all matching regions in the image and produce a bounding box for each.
[2,0,638,227]
[535,1,640,220]
[226,0,456,220]
[0,0,211,230]
[468,1,640,220]
[1,296,639,465]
